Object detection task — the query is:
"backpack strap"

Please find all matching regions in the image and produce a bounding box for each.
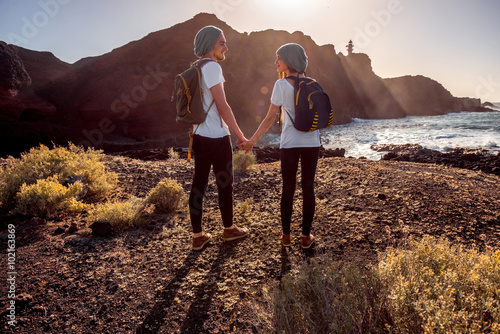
[187,60,215,162]
[195,58,223,127]
[187,59,225,161]
[187,98,216,162]
[194,59,220,126]
[280,76,299,129]
[282,107,296,128]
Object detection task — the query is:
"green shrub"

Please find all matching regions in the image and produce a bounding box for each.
[145,178,185,213]
[233,150,256,173]
[88,197,148,232]
[378,235,500,333]
[0,143,117,213]
[13,176,88,218]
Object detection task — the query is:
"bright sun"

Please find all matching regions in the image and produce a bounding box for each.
[255,0,320,18]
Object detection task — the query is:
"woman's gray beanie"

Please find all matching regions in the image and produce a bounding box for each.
[194,25,223,58]
[276,43,308,73]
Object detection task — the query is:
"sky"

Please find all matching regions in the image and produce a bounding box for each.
[1,0,499,102]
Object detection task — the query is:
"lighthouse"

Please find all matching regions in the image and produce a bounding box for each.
[346,40,354,55]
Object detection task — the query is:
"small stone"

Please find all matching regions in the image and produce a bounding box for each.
[15,293,33,306]
[377,193,387,200]
[68,222,79,233]
[54,227,65,235]
[89,221,114,237]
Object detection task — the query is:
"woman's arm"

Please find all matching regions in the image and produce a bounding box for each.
[241,103,280,151]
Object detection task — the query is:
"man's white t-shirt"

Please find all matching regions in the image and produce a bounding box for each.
[270,78,321,149]
[193,59,230,138]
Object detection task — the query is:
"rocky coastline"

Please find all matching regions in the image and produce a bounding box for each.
[374,143,500,175]
[112,143,500,175]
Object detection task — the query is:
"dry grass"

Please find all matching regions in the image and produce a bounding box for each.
[378,235,500,333]
[145,178,185,214]
[257,235,500,333]
[0,143,117,217]
[233,150,256,173]
[13,176,87,218]
[87,197,149,232]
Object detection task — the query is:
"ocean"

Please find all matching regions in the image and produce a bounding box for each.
[258,104,500,160]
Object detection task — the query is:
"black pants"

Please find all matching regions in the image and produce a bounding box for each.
[189,135,233,233]
[280,147,320,236]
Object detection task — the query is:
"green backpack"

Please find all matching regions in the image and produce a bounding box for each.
[173,59,217,161]
[174,59,215,124]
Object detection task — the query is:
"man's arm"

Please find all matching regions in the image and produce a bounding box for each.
[210,82,246,144]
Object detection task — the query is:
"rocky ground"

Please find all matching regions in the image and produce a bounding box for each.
[1,146,500,333]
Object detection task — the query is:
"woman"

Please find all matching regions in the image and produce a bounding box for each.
[241,43,319,248]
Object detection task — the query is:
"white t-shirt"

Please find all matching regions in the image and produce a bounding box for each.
[193,59,230,138]
[270,78,321,149]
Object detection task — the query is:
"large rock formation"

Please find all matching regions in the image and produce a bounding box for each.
[383,75,481,116]
[339,53,481,118]
[0,13,488,156]
[0,41,64,156]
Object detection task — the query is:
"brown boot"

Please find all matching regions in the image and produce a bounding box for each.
[222,225,249,241]
[281,234,291,247]
[301,234,315,249]
[192,232,212,251]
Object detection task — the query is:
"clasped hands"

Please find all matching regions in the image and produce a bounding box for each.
[237,137,254,153]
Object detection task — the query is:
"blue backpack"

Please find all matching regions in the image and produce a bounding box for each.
[285,76,334,132]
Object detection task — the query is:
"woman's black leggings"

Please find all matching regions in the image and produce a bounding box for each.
[189,135,233,233]
[280,147,320,236]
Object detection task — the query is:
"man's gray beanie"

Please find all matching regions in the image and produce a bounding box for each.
[194,25,223,58]
[276,43,308,73]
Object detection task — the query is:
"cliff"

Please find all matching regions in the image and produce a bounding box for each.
[383,75,481,115]
[339,53,481,118]
[0,13,486,156]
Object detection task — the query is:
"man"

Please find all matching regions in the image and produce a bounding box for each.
[189,25,249,250]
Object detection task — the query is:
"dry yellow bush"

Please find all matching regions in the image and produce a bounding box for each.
[259,257,388,333]
[258,235,500,333]
[233,150,256,173]
[13,176,87,218]
[0,143,117,217]
[88,197,148,232]
[145,178,185,213]
[168,147,179,160]
[378,235,500,333]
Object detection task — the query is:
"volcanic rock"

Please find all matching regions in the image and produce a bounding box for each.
[378,144,500,174]
[89,221,114,237]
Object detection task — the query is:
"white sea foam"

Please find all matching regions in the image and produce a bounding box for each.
[256,111,500,160]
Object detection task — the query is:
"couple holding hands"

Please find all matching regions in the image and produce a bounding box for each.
[189,25,320,251]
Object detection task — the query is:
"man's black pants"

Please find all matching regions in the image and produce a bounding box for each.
[189,134,233,233]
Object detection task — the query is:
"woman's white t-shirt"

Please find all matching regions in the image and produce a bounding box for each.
[270,78,321,149]
[193,59,230,138]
